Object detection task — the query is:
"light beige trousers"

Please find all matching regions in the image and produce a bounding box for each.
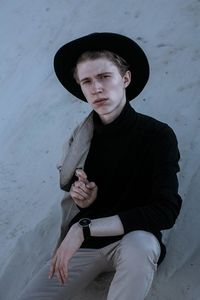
[17,231,161,300]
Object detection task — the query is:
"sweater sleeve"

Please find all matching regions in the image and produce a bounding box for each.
[118,125,182,234]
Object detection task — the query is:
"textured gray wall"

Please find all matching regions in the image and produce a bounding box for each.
[0,1,200,299]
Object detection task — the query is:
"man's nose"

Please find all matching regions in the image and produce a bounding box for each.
[91,80,103,94]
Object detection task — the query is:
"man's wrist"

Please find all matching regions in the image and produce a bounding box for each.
[78,218,92,240]
[70,222,84,243]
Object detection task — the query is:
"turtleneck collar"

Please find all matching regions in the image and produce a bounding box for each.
[93,101,137,136]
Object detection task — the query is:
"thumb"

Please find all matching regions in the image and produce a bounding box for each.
[86,182,96,189]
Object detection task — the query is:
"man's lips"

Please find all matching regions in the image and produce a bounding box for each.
[93,98,108,104]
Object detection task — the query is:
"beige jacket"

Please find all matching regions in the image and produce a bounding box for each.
[55,111,94,250]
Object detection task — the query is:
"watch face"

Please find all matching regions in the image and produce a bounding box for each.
[79,218,91,227]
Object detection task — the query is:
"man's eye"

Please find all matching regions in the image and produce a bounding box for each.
[101,75,110,79]
[82,80,90,85]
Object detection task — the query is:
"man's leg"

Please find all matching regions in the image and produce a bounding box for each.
[107,231,161,300]
[17,247,110,300]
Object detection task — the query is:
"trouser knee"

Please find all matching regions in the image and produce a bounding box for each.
[116,231,161,273]
[107,232,161,300]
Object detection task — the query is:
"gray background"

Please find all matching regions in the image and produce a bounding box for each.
[0,1,200,299]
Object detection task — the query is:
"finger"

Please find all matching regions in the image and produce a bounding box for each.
[60,263,68,284]
[74,180,87,189]
[75,169,88,182]
[58,256,68,285]
[75,168,87,178]
[71,183,91,198]
[56,269,65,285]
[60,268,66,283]
[55,257,65,285]
[71,187,90,200]
[49,256,57,279]
[70,192,86,201]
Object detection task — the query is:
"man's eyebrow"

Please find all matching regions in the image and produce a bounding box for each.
[79,77,90,83]
[80,72,113,83]
[97,72,113,76]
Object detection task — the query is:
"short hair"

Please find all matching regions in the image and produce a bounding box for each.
[73,50,130,83]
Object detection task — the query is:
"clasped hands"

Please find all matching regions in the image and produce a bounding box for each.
[49,169,97,284]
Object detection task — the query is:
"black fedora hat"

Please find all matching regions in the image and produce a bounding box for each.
[54,32,149,101]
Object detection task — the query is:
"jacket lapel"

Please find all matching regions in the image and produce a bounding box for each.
[59,111,94,191]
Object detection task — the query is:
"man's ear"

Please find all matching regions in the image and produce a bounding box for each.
[123,70,131,88]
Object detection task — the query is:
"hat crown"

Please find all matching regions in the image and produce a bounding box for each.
[54,32,149,101]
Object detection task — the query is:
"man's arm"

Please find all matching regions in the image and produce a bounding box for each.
[49,215,123,285]
[49,222,84,285]
[50,169,125,284]
[90,215,124,236]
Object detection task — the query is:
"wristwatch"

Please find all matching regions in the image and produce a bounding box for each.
[78,218,91,240]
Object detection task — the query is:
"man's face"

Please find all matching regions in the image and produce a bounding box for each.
[76,58,131,124]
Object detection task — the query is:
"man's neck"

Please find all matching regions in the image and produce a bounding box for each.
[99,100,127,125]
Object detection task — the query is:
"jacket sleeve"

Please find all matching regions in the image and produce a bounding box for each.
[118,125,182,234]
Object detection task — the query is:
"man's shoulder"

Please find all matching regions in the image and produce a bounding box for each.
[135,111,177,142]
[136,111,167,128]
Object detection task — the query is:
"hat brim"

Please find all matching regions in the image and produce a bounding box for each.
[54,32,150,101]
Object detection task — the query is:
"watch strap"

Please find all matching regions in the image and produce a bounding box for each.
[79,218,91,240]
[82,225,91,240]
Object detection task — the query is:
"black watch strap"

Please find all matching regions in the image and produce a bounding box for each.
[82,225,91,240]
[79,218,91,240]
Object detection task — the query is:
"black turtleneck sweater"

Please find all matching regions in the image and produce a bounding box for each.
[69,101,182,263]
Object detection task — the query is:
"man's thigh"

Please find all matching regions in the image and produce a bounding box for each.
[107,231,161,300]
[17,248,108,300]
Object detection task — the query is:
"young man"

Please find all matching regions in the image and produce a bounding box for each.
[18,32,182,300]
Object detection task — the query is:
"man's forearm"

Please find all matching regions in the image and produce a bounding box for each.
[90,215,124,237]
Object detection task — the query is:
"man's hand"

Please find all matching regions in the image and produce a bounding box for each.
[49,223,84,285]
[70,169,98,208]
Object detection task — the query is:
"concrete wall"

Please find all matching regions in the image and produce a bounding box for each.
[0,1,200,299]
